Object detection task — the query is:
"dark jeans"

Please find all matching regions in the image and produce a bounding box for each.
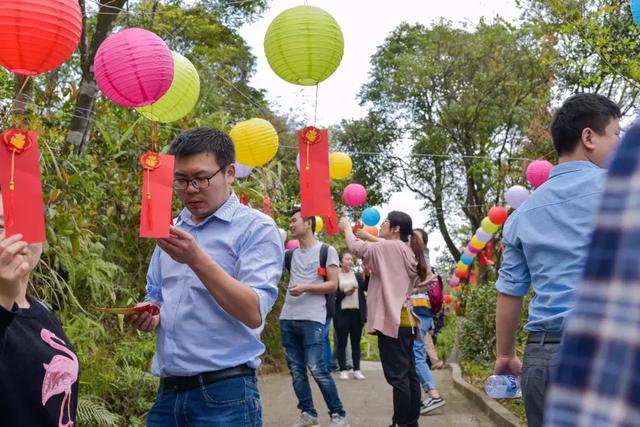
[336,309,363,371]
[280,319,346,418]
[378,327,421,427]
[147,375,261,427]
[521,342,561,427]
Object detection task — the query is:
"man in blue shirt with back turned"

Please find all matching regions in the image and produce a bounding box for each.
[127,127,284,427]
[494,94,621,427]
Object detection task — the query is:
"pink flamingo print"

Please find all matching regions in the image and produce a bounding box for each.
[40,328,78,427]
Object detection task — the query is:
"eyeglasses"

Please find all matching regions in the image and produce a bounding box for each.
[173,165,227,190]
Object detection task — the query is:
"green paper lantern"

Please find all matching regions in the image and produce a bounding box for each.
[264,5,344,86]
[136,51,200,123]
[480,217,500,234]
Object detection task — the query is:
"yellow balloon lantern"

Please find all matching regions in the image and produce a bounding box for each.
[456,262,469,272]
[136,51,200,123]
[470,236,487,250]
[229,118,279,167]
[329,152,352,180]
[315,216,324,234]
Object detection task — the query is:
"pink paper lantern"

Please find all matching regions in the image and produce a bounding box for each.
[342,183,367,207]
[467,242,481,254]
[286,239,300,250]
[526,160,553,188]
[94,28,174,107]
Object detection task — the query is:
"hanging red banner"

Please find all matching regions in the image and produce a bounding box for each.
[139,152,174,238]
[298,126,337,233]
[0,129,45,243]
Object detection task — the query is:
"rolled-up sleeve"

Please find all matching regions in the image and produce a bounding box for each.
[236,220,284,326]
[495,226,531,297]
[145,246,163,304]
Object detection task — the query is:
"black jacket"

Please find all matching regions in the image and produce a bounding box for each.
[334,271,368,328]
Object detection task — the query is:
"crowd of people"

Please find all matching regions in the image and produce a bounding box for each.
[1,91,637,427]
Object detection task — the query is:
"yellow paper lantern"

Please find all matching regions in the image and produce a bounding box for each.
[315,216,324,234]
[470,236,487,250]
[264,5,344,85]
[329,152,352,180]
[457,262,469,272]
[229,118,279,167]
[136,51,200,123]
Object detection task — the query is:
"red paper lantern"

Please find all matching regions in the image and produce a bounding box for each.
[0,0,82,76]
[488,206,508,225]
[443,294,453,305]
[454,268,468,279]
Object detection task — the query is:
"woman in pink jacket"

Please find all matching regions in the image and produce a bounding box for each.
[339,211,428,427]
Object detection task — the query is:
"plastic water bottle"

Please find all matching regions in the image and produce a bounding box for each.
[484,375,521,399]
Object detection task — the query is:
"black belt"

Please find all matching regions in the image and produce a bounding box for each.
[527,331,563,345]
[161,364,255,392]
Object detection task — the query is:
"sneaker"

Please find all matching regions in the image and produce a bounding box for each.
[291,411,320,427]
[339,370,350,380]
[420,396,446,414]
[328,413,350,427]
[353,370,366,380]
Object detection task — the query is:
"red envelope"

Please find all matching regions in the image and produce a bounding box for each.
[139,152,174,238]
[298,127,335,217]
[0,129,45,243]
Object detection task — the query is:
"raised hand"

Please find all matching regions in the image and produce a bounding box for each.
[0,233,30,307]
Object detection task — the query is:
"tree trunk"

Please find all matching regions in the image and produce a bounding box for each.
[65,0,127,155]
[433,159,461,260]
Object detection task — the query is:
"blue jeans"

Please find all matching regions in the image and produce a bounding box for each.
[323,318,333,372]
[147,375,262,427]
[413,312,436,392]
[280,319,346,417]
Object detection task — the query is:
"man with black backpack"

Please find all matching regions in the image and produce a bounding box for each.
[280,207,349,427]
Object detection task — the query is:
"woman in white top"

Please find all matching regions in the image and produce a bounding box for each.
[334,251,368,380]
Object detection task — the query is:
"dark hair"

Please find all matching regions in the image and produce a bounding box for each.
[413,228,428,246]
[550,94,621,156]
[290,206,316,235]
[339,251,353,262]
[387,211,427,281]
[168,127,236,167]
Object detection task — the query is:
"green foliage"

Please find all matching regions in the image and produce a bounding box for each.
[435,313,456,362]
[459,284,498,368]
[77,396,122,427]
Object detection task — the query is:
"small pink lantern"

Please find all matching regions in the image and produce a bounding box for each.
[467,242,481,254]
[342,183,367,207]
[526,160,553,188]
[94,28,174,107]
[286,239,300,250]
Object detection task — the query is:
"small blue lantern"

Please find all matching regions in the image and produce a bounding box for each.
[632,0,640,26]
[460,254,475,265]
[361,207,381,226]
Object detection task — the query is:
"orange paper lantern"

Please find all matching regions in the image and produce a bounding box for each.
[363,226,378,236]
[0,0,82,76]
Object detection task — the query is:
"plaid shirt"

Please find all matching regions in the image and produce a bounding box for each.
[545,124,640,426]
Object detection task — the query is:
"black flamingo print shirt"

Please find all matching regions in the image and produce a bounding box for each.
[0,296,79,427]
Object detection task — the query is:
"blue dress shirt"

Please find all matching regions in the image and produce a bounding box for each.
[496,161,605,332]
[145,193,284,377]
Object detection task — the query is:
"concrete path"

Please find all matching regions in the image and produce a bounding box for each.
[260,361,496,427]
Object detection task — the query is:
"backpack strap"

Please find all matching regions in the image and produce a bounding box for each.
[319,243,329,270]
[284,248,297,273]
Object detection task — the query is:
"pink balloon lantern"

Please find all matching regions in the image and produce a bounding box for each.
[467,242,481,254]
[234,163,253,178]
[94,28,174,107]
[526,160,553,188]
[449,276,460,286]
[286,239,300,250]
[342,183,367,207]
[462,248,477,259]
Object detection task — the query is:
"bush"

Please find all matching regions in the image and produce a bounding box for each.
[459,284,498,368]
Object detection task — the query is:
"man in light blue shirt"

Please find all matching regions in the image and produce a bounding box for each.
[494,94,621,427]
[127,127,284,427]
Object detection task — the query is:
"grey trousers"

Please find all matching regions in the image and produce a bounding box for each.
[521,342,561,427]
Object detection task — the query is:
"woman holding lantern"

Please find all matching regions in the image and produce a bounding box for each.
[339,211,432,427]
